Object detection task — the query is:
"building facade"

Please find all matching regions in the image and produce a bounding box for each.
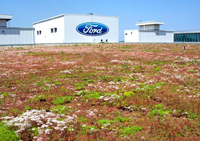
[174,31,200,42]
[0,14,35,45]
[124,21,174,43]
[33,14,119,44]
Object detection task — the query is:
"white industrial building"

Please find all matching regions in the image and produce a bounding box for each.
[124,21,174,43]
[0,14,35,45]
[33,14,119,44]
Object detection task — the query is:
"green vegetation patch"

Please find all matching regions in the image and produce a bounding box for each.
[82,125,97,134]
[52,96,73,105]
[79,116,88,122]
[0,122,20,141]
[35,95,46,102]
[151,104,171,116]
[119,125,143,137]
[98,119,115,125]
[114,116,130,122]
[82,91,102,99]
[30,127,39,136]
[50,105,69,114]
[123,91,135,97]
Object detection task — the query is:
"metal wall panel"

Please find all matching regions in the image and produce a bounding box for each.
[64,15,92,43]
[64,15,119,43]
[0,28,34,45]
[20,29,35,44]
[0,20,7,27]
[139,31,174,43]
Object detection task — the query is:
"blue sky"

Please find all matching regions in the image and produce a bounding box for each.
[1,0,200,41]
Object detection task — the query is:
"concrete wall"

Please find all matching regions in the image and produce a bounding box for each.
[0,28,34,45]
[124,30,139,42]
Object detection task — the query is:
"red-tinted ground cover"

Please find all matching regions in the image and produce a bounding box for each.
[0,44,199,140]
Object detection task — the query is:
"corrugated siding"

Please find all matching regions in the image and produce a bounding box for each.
[139,31,174,43]
[0,28,34,45]
[20,29,34,44]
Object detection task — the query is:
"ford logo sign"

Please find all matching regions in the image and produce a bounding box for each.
[76,22,109,36]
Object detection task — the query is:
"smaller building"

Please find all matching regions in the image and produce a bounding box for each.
[124,21,174,43]
[174,30,200,42]
[0,14,35,45]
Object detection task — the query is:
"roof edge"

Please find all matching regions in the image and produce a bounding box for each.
[0,14,12,21]
[33,14,65,25]
[139,30,174,32]
[174,30,200,34]
[0,27,35,30]
[136,21,164,26]
[33,14,118,25]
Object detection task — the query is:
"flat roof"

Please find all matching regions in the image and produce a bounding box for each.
[139,30,174,33]
[33,14,118,25]
[0,27,34,30]
[0,14,12,21]
[174,30,200,34]
[136,21,164,26]
[125,29,173,32]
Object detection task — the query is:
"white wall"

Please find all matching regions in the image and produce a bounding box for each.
[33,16,65,44]
[92,15,118,43]
[140,31,174,43]
[64,15,118,43]
[64,15,92,43]
[124,30,139,42]
[34,14,118,44]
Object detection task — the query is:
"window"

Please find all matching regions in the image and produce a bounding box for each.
[51,28,57,33]
[101,39,103,42]
[174,33,200,42]
[125,33,128,35]
[106,39,108,42]
[37,30,41,35]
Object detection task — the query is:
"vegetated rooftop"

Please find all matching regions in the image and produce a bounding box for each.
[0,43,199,140]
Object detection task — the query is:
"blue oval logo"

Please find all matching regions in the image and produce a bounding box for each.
[76,22,109,36]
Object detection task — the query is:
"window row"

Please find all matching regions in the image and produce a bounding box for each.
[125,32,132,35]
[100,39,108,43]
[36,28,58,35]
[174,33,200,42]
